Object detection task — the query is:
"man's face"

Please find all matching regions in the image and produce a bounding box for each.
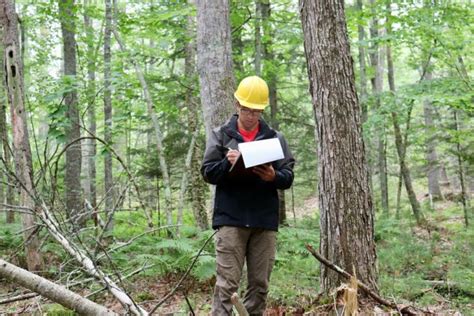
[238,105,263,130]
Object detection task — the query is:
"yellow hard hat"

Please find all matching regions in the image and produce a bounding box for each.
[234,76,269,110]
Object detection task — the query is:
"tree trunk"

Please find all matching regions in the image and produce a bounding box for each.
[186,0,208,230]
[386,1,424,224]
[0,45,15,224]
[254,0,262,76]
[258,0,287,224]
[0,259,117,316]
[300,0,378,293]
[453,110,469,227]
[196,0,235,138]
[1,0,43,271]
[369,0,388,214]
[423,71,442,200]
[104,0,114,231]
[356,0,374,208]
[59,0,82,225]
[83,0,97,221]
[356,0,368,124]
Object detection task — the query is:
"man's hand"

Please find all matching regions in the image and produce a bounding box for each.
[253,164,276,182]
[226,149,240,165]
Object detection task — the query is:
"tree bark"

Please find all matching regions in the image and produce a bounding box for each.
[369,0,388,213]
[356,0,375,208]
[0,259,117,316]
[83,0,97,221]
[59,0,82,224]
[0,38,15,223]
[186,0,208,230]
[196,0,235,138]
[258,0,287,224]
[104,0,114,231]
[1,0,43,271]
[386,1,424,224]
[423,71,442,200]
[300,0,378,293]
[356,0,368,124]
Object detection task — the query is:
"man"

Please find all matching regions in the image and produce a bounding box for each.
[201,75,295,315]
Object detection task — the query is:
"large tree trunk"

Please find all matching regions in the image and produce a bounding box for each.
[83,0,97,220]
[0,259,116,316]
[186,0,208,230]
[1,0,43,271]
[386,1,424,224]
[369,0,389,214]
[300,0,378,293]
[59,0,82,224]
[196,0,235,138]
[423,71,442,200]
[104,0,114,231]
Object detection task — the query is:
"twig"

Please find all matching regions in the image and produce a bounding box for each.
[149,230,217,315]
[0,293,38,305]
[184,295,195,316]
[85,263,155,299]
[96,225,179,261]
[231,293,249,316]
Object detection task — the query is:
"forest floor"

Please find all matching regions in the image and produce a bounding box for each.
[1,195,473,315]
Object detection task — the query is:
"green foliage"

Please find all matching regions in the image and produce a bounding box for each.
[0,223,23,252]
[269,226,319,307]
[376,207,474,313]
[43,304,75,316]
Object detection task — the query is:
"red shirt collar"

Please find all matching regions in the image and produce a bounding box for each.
[238,123,260,142]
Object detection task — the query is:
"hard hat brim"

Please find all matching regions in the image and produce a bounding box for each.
[234,92,268,110]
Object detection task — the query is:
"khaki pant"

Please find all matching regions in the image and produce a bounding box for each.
[212,226,276,316]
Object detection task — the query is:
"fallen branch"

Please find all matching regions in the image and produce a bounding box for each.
[0,292,38,305]
[5,161,149,315]
[305,244,428,315]
[0,259,117,315]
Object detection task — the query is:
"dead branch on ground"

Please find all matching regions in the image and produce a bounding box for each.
[305,244,432,315]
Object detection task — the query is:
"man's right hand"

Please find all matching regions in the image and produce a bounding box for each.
[226,149,240,165]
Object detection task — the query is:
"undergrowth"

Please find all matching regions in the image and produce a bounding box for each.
[1,201,473,314]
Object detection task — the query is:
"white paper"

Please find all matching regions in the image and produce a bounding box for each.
[238,138,284,168]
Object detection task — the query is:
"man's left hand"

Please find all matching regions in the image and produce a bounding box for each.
[253,164,276,182]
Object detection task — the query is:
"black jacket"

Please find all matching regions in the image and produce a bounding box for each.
[201,114,295,231]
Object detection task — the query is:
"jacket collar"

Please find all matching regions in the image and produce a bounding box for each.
[222,114,276,142]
